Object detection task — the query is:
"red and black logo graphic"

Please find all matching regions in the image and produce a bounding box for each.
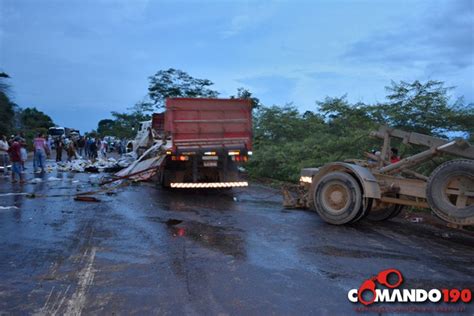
[348,268,472,306]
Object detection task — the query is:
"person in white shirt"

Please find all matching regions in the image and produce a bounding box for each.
[100,139,108,159]
[0,135,10,175]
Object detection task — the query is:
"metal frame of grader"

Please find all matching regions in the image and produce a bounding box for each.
[283,126,474,226]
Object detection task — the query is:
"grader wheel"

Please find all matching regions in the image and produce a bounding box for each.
[311,172,363,225]
[426,160,474,226]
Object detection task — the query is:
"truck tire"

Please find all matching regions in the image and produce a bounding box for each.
[351,198,373,223]
[161,170,171,188]
[426,159,474,226]
[366,193,404,221]
[366,202,404,221]
[312,172,363,225]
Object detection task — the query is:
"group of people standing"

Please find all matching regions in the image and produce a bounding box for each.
[52,136,109,162]
[0,133,115,184]
[0,133,40,183]
[52,136,83,162]
[84,137,109,160]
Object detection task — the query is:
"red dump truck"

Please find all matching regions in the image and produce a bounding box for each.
[159,98,253,188]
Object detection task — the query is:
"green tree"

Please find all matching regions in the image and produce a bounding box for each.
[0,72,14,136]
[107,111,151,139]
[378,80,473,137]
[145,68,219,111]
[253,104,305,143]
[20,107,54,130]
[247,80,474,182]
[97,119,116,136]
[231,87,262,109]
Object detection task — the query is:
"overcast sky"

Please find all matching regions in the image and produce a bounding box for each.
[1,0,473,132]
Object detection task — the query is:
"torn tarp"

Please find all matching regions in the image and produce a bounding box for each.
[114,142,169,181]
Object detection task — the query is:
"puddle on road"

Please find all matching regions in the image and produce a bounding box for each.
[306,245,419,261]
[167,220,246,259]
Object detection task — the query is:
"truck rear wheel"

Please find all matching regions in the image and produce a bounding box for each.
[351,198,372,223]
[312,172,363,225]
[366,201,404,221]
[366,193,404,221]
[426,160,474,226]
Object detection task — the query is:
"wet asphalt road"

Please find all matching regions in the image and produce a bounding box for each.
[0,166,473,315]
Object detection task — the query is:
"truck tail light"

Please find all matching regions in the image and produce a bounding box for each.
[171,155,189,161]
[232,155,248,162]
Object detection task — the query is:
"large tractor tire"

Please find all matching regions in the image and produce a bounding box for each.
[311,172,363,225]
[351,198,373,223]
[366,194,404,221]
[426,160,474,226]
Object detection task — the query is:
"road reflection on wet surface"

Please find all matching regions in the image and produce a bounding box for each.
[0,167,473,314]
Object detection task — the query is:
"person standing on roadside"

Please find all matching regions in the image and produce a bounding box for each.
[20,140,28,172]
[84,136,89,158]
[67,141,77,162]
[89,138,98,161]
[87,137,95,159]
[95,137,102,159]
[8,136,24,183]
[0,135,10,176]
[33,133,48,173]
[54,137,64,162]
[77,136,85,157]
[100,138,108,159]
[46,135,52,152]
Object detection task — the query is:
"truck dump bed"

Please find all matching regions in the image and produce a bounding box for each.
[165,98,252,152]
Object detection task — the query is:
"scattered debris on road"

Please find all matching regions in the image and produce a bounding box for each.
[51,154,136,173]
[0,206,19,210]
[115,142,167,181]
[74,196,101,202]
[410,217,424,223]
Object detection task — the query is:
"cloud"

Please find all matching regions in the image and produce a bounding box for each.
[220,4,276,38]
[343,0,474,73]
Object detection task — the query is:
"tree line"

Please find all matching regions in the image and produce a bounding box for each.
[2,67,472,182]
[97,68,473,182]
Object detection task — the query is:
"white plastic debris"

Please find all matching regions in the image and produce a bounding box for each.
[47,176,61,181]
[30,178,43,184]
[0,206,19,210]
[49,155,135,173]
[88,174,101,184]
[0,192,29,197]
